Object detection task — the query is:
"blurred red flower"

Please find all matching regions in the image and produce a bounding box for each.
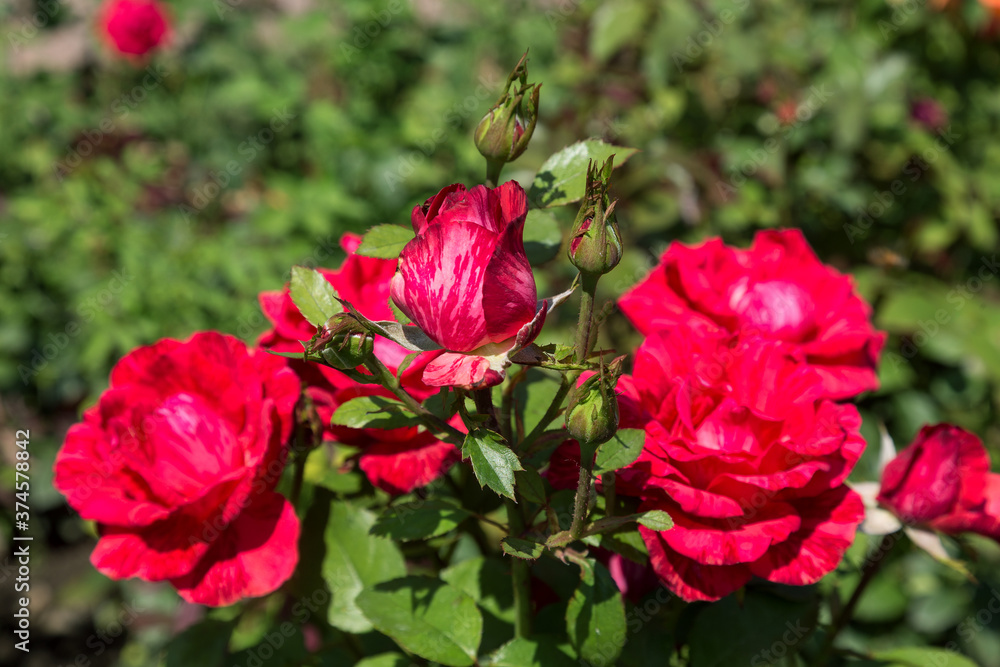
[258,233,460,494]
[54,332,300,606]
[99,0,171,58]
[878,424,1000,541]
[619,229,885,400]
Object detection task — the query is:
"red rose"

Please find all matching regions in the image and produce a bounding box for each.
[258,233,459,494]
[619,229,886,399]
[390,182,547,389]
[615,327,865,601]
[53,332,300,606]
[99,0,171,58]
[878,424,1000,540]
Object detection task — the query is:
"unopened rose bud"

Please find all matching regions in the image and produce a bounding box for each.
[568,156,623,276]
[475,52,541,165]
[565,359,623,447]
[321,330,374,370]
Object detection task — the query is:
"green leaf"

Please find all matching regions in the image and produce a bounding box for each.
[515,467,547,504]
[463,429,523,500]
[290,266,341,327]
[228,628,307,667]
[356,576,483,667]
[565,559,627,666]
[873,647,978,667]
[688,590,818,667]
[441,557,516,623]
[322,502,407,633]
[424,388,459,422]
[593,428,646,475]
[356,224,415,258]
[483,636,577,667]
[523,209,563,265]
[529,140,638,208]
[164,620,234,667]
[371,499,470,541]
[590,0,650,63]
[636,509,673,531]
[388,297,413,325]
[331,395,422,430]
[353,654,413,667]
[501,536,545,560]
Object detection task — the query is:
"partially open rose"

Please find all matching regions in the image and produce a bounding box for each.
[390,182,550,389]
[258,233,460,494]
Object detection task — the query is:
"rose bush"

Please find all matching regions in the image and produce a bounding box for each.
[99,0,171,58]
[390,181,548,389]
[258,233,459,494]
[619,229,886,399]
[612,327,866,601]
[53,332,300,606]
[878,424,1000,541]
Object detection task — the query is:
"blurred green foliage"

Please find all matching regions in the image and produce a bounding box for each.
[3,0,1000,665]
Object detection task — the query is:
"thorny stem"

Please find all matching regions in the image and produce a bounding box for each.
[809,534,894,666]
[519,375,573,452]
[569,460,592,539]
[505,497,533,638]
[574,273,601,363]
[362,356,465,446]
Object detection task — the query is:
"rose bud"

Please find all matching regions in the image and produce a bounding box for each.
[320,331,375,371]
[391,181,554,390]
[99,0,171,59]
[475,52,541,166]
[569,156,623,276]
[877,424,1000,542]
[565,358,623,449]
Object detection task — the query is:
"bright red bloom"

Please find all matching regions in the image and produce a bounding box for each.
[99,0,171,58]
[878,424,1000,541]
[619,229,885,399]
[53,332,300,607]
[614,328,865,602]
[258,233,459,494]
[390,182,547,389]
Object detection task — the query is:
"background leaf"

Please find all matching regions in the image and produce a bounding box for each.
[529,140,638,208]
[290,265,341,327]
[322,502,407,633]
[331,395,422,430]
[356,224,415,258]
[356,576,483,667]
[565,559,627,665]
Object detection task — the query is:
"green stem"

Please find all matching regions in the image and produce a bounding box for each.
[602,473,616,517]
[569,457,592,539]
[505,497,533,638]
[574,273,601,363]
[501,367,528,442]
[486,158,505,188]
[473,387,499,431]
[809,534,893,667]
[363,357,465,446]
[519,375,573,452]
